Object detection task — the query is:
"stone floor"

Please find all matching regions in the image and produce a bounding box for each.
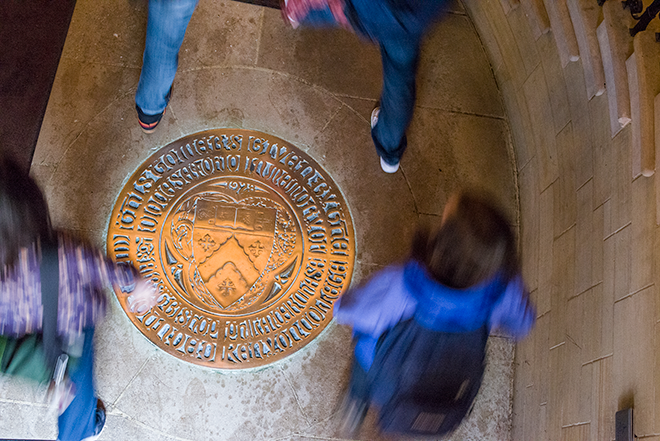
[0,0,521,439]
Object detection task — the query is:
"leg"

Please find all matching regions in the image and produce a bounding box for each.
[295,4,342,28]
[371,37,421,166]
[337,357,369,437]
[57,330,96,441]
[135,0,200,115]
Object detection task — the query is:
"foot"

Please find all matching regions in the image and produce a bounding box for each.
[81,399,106,441]
[136,87,172,133]
[136,105,165,133]
[335,394,368,439]
[380,156,400,173]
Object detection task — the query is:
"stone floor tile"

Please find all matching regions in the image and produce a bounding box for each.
[462,0,506,73]
[523,65,558,190]
[580,286,602,365]
[590,92,614,209]
[39,90,177,236]
[613,286,656,436]
[572,114,594,190]
[257,9,382,100]
[277,322,352,425]
[94,299,160,405]
[631,175,655,292]
[98,412,196,441]
[536,32,571,136]
[519,160,540,292]
[177,0,262,70]
[575,181,595,296]
[553,122,576,238]
[537,184,554,316]
[505,4,541,76]
[417,13,505,117]
[169,67,344,150]
[112,350,310,440]
[0,400,56,440]
[58,0,146,67]
[404,108,517,219]
[31,58,140,169]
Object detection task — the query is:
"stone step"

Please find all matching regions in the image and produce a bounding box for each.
[520,0,551,38]
[597,1,634,137]
[567,0,606,98]
[543,0,580,66]
[627,28,660,178]
[500,0,520,15]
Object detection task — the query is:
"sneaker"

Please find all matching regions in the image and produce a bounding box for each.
[335,394,368,439]
[380,156,400,173]
[370,105,380,129]
[136,105,165,133]
[136,87,172,133]
[81,399,106,441]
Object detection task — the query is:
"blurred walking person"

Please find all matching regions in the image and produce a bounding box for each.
[0,155,156,441]
[282,0,452,173]
[333,189,536,437]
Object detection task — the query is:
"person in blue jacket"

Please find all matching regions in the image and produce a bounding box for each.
[333,189,536,436]
[282,0,452,173]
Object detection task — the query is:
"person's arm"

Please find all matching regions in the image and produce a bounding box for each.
[334,265,417,338]
[489,274,536,340]
[65,236,158,313]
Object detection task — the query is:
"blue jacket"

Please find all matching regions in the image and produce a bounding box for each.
[334,260,536,370]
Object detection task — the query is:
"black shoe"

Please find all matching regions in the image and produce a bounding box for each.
[136,87,172,133]
[136,105,165,133]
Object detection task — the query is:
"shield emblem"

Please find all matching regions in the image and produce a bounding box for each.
[192,199,277,308]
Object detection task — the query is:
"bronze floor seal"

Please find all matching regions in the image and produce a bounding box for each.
[107,129,355,369]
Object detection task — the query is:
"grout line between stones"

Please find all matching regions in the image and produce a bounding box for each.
[110,353,154,408]
[280,365,314,429]
[108,407,197,441]
[399,166,420,216]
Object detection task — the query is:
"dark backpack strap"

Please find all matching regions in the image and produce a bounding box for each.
[40,237,62,372]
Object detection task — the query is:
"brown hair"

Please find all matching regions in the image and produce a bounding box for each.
[0,155,52,271]
[411,189,518,289]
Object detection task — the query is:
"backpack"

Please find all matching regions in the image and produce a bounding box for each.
[0,239,64,382]
[367,318,488,436]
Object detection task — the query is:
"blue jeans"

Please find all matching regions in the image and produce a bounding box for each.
[135,0,200,115]
[300,0,447,166]
[58,330,96,441]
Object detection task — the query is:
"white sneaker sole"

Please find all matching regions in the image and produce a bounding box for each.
[380,157,400,173]
[370,107,380,129]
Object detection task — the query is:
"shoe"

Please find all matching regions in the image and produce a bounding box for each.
[380,156,400,173]
[81,399,106,441]
[136,106,165,133]
[370,105,380,129]
[136,87,172,133]
[335,394,368,439]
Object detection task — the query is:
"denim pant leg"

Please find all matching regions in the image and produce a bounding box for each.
[371,36,421,165]
[298,6,341,27]
[135,0,199,115]
[57,330,96,441]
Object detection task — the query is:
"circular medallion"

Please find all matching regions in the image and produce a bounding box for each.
[107,129,355,369]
